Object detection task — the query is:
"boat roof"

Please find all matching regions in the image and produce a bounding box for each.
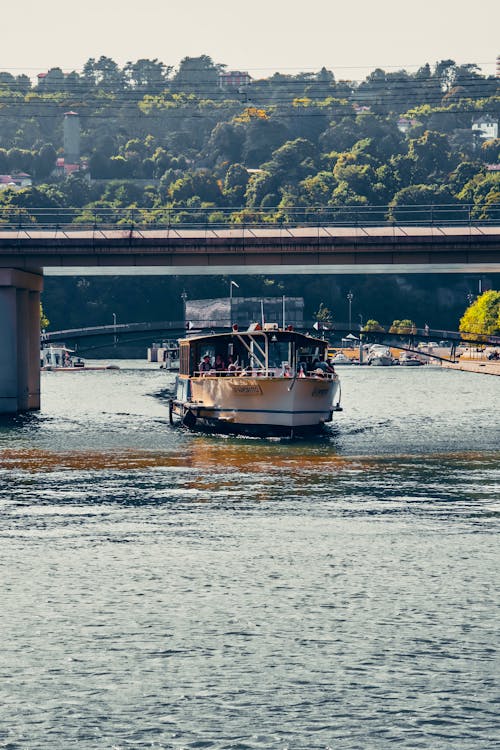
[41,344,75,353]
[180,327,328,347]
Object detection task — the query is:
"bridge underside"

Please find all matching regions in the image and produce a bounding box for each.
[0,226,498,277]
[44,262,500,276]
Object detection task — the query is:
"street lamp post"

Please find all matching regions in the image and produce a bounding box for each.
[358,314,364,364]
[347,291,353,331]
[229,280,239,327]
[181,290,188,327]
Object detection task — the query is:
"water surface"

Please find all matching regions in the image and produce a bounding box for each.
[0,364,498,749]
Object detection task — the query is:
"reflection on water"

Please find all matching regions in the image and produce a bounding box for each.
[0,363,499,749]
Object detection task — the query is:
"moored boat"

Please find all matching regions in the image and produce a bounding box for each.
[40,345,119,371]
[398,352,424,366]
[148,339,180,370]
[170,324,342,436]
[367,344,394,366]
[331,351,354,365]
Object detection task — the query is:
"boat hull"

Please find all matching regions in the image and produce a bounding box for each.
[368,356,393,366]
[172,374,340,433]
[399,358,423,366]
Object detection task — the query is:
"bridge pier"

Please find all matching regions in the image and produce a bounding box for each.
[0,269,43,413]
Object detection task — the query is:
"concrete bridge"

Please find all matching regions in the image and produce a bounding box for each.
[1,221,499,412]
[1,224,499,277]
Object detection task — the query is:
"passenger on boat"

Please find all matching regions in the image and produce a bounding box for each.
[314,359,335,375]
[199,354,212,372]
[282,364,292,377]
[214,354,225,371]
[227,355,238,372]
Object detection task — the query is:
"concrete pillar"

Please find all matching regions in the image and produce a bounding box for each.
[16,289,30,410]
[28,290,41,409]
[0,286,19,413]
[0,269,43,414]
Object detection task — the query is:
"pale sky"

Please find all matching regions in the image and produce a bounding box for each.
[4,0,499,82]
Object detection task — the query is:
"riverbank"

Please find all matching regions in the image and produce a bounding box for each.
[441,358,500,376]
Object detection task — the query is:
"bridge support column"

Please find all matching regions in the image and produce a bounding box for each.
[0,269,43,413]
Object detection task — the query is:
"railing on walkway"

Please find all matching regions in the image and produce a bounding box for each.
[42,320,500,347]
[1,203,500,231]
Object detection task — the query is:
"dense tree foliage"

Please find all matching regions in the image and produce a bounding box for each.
[0,55,498,331]
[459,291,500,337]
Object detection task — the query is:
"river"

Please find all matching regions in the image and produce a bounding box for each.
[0,364,499,749]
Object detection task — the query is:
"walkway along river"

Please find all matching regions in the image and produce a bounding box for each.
[0,363,498,749]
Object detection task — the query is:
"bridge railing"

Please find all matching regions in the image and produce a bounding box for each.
[1,203,500,231]
[43,319,500,348]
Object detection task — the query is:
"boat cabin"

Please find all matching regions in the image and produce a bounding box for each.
[179,324,330,377]
[40,345,84,369]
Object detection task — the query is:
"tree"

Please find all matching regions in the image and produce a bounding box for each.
[263,138,317,181]
[43,67,66,92]
[389,319,416,334]
[459,291,500,338]
[315,302,332,324]
[34,144,57,180]
[362,320,385,332]
[40,302,49,330]
[388,184,462,224]
[124,59,171,92]
[83,56,125,92]
[173,55,221,93]
[223,163,250,205]
[207,122,244,164]
[407,130,458,181]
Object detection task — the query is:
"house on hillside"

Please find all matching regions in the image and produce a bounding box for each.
[472,115,498,140]
[219,71,251,91]
[0,173,32,191]
[53,158,81,178]
[397,117,419,134]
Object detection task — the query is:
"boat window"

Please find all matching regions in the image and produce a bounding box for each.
[179,344,191,375]
[268,340,292,368]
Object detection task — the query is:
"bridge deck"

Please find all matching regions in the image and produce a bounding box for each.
[0,225,499,275]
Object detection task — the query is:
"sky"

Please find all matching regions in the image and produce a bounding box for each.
[4,0,499,82]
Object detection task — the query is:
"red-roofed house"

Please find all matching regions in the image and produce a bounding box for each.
[219,71,251,90]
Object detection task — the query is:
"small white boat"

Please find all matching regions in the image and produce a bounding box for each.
[367,345,394,366]
[148,340,180,371]
[41,345,84,371]
[170,324,342,436]
[40,345,118,371]
[331,352,354,365]
[399,352,423,366]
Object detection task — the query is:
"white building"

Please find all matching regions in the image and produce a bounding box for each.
[472,115,498,140]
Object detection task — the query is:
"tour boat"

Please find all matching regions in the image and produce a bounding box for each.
[169,324,342,436]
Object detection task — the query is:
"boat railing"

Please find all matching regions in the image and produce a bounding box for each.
[192,368,337,379]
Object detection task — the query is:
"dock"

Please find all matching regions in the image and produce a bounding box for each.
[440,358,500,376]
